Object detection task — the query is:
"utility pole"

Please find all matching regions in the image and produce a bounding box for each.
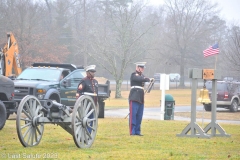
[83,0,87,66]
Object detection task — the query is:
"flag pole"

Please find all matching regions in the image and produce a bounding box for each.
[215,43,219,69]
[215,54,218,69]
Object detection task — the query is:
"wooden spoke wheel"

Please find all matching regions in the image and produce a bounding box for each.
[72,95,98,148]
[16,95,44,147]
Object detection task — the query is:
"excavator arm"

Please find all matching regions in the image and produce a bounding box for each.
[0,32,21,77]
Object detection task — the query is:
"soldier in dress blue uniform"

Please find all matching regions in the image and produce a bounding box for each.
[76,65,98,105]
[128,62,154,136]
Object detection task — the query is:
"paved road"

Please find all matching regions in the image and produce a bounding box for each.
[105,106,240,124]
[109,80,204,88]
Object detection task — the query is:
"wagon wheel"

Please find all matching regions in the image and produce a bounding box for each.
[16,95,44,147]
[72,95,98,148]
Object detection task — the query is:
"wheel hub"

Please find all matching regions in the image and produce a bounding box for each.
[32,117,38,127]
[82,117,88,128]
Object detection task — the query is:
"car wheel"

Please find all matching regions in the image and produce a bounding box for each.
[230,99,238,112]
[0,101,6,130]
[98,101,105,118]
[204,104,211,111]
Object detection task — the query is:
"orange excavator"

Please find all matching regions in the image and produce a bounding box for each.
[0,32,22,77]
[0,32,21,130]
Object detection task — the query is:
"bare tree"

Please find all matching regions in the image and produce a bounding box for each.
[136,5,166,75]
[223,25,240,71]
[0,0,234,90]
[69,0,96,65]
[87,0,158,98]
[0,0,47,66]
[0,0,72,66]
[163,0,223,87]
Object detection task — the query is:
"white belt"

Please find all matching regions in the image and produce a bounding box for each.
[82,92,97,96]
[131,86,143,89]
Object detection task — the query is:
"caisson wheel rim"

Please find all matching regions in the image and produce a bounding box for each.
[16,95,44,147]
[72,95,98,148]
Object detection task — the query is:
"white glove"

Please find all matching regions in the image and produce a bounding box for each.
[150,78,155,82]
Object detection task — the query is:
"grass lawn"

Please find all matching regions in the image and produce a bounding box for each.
[1,119,240,160]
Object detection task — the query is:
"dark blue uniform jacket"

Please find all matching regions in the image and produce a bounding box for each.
[77,77,98,104]
[128,71,150,104]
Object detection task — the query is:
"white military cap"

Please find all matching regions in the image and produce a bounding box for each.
[85,65,96,72]
[134,62,146,68]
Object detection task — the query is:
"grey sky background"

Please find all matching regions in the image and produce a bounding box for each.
[149,0,240,24]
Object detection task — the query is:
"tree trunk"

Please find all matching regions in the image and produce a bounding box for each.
[179,51,186,88]
[115,79,122,98]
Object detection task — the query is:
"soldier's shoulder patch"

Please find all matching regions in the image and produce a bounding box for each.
[78,84,83,90]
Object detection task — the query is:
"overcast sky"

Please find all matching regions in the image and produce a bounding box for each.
[212,0,240,23]
[148,0,240,24]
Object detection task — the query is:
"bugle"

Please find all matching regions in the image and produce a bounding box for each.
[145,78,155,93]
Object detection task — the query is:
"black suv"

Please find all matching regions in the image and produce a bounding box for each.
[204,81,240,112]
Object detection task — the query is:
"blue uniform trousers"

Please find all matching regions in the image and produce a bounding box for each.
[87,113,94,133]
[129,101,144,135]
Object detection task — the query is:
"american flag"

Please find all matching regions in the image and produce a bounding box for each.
[203,43,219,57]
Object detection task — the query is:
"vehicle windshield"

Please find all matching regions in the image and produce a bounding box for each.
[79,71,86,77]
[16,68,62,81]
[206,81,235,92]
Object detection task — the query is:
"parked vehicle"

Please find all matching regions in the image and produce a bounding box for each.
[223,77,234,81]
[154,73,161,83]
[169,73,180,82]
[204,81,240,112]
[13,63,111,118]
[0,32,21,129]
[0,75,16,130]
[0,32,22,77]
